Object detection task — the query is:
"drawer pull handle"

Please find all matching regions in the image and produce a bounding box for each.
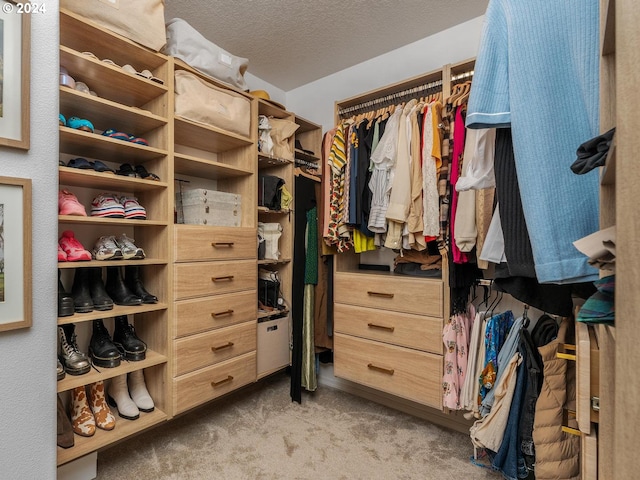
[212,275,234,282]
[211,341,234,352]
[210,375,234,387]
[367,363,395,375]
[212,242,234,248]
[367,323,395,332]
[367,291,394,299]
[211,309,234,318]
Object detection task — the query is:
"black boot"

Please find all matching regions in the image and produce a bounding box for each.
[58,270,74,317]
[88,267,114,311]
[71,268,94,313]
[89,319,121,368]
[125,266,158,304]
[105,267,142,306]
[113,315,147,361]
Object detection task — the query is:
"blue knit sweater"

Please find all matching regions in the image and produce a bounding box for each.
[467,0,600,284]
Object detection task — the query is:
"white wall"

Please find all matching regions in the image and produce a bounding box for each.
[0,4,59,478]
[286,16,485,130]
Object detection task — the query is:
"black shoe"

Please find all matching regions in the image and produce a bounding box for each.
[89,319,121,368]
[113,315,147,361]
[58,270,74,317]
[71,268,94,313]
[88,267,114,311]
[105,266,142,306]
[125,266,158,304]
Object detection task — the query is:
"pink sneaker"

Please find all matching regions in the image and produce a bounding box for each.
[58,244,68,262]
[59,190,87,216]
[59,231,92,262]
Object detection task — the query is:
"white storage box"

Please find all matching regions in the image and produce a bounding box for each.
[257,314,290,376]
[176,188,241,227]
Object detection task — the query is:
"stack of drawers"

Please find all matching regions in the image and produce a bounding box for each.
[173,225,257,414]
[333,272,444,409]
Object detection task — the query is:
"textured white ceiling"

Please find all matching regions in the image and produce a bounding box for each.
[164,0,488,91]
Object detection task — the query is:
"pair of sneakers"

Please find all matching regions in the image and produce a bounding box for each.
[59,230,92,262]
[91,193,146,220]
[92,234,145,261]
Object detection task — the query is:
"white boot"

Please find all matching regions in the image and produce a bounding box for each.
[128,369,155,412]
[107,374,139,420]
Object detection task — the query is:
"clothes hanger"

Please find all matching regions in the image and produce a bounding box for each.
[522,304,530,329]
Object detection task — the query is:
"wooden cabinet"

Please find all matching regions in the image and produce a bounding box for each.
[256,101,295,378]
[170,59,258,414]
[57,9,171,466]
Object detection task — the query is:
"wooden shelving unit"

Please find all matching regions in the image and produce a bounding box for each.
[57,8,171,466]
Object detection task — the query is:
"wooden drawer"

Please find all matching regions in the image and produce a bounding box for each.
[334,333,442,409]
[175,290,257,338]
[334,303,443,355]
[175,321,256,376]
[174,260,256,300]
[174,225,256,262]
[334,272,442,317]
[174,351,256,414]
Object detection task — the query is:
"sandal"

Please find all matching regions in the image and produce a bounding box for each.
[92,160,115,174]
[134,165,160,181]
[67,157,93,169]
[128,135,149,146]
[116,163,138,178]
[102,128,130,142]
[67,117,95,133]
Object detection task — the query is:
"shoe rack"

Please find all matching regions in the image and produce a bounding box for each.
[170,58,259,414]
[57,9,171,466]
[256,100,296,378]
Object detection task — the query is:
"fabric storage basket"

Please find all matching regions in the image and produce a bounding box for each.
[165,18,249,90]
[60,0,166,52]
[258,222,282,260]
[174,70,251,138]
[175,188,241,227]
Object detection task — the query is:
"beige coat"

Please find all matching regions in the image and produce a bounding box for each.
[532,320,579,480]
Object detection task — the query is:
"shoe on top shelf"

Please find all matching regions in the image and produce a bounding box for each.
[90,193,125,218]
[59,230,92,262]
[59,189,87,216]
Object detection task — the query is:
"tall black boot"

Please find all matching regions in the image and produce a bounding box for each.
[89,319,121,368]
[125,266,158,304]
[58,270,74,317]
[105,267,142,306]
[71,268,94,313]
[113,315,147,361]
[88,267,114,311]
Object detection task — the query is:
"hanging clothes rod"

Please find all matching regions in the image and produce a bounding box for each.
[337,79,443,117]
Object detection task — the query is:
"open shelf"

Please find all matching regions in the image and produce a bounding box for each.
[57,408,168,466]
[258,153,294,167]
[294,149,320,164]
[174,152,253,180]
[59,167,167,192]
[60,127,168,163]
[258,258,292,265]
[59,215,168,227]
[58,258,168,269]
[58,303,169,325]
[257,308,290,320]
[174,116,253,153]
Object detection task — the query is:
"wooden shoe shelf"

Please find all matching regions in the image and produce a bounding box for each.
[57,9,171,466]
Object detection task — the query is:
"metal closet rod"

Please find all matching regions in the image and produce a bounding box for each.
[338,79,443,117]
[451,69,475,83]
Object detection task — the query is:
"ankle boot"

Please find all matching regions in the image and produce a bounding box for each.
[57,394,74,448]
[58,270,74,317]
[58,324,91,375]
[89,320,121,368]
[113,315,147,361]
[57,358,66,381]
[106,266,142,306]
[71,268,93,313]
[88,267,114,311]
[128,369,155,412]
[89,380,116,430]
[124,266,158,304]
[70,385,96,437]
[107,374,140,420]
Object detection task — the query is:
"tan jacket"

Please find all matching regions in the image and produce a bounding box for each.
[532,320,579,480]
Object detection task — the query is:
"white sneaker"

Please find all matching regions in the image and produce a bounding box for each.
[114,233,145,260]
[92,235,124,261]
[128,369,155,412]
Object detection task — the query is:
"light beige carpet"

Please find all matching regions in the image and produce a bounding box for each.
[97,372,498,479]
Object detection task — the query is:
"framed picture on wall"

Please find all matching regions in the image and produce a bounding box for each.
[0,176,32,331]
[0,1,30,150]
